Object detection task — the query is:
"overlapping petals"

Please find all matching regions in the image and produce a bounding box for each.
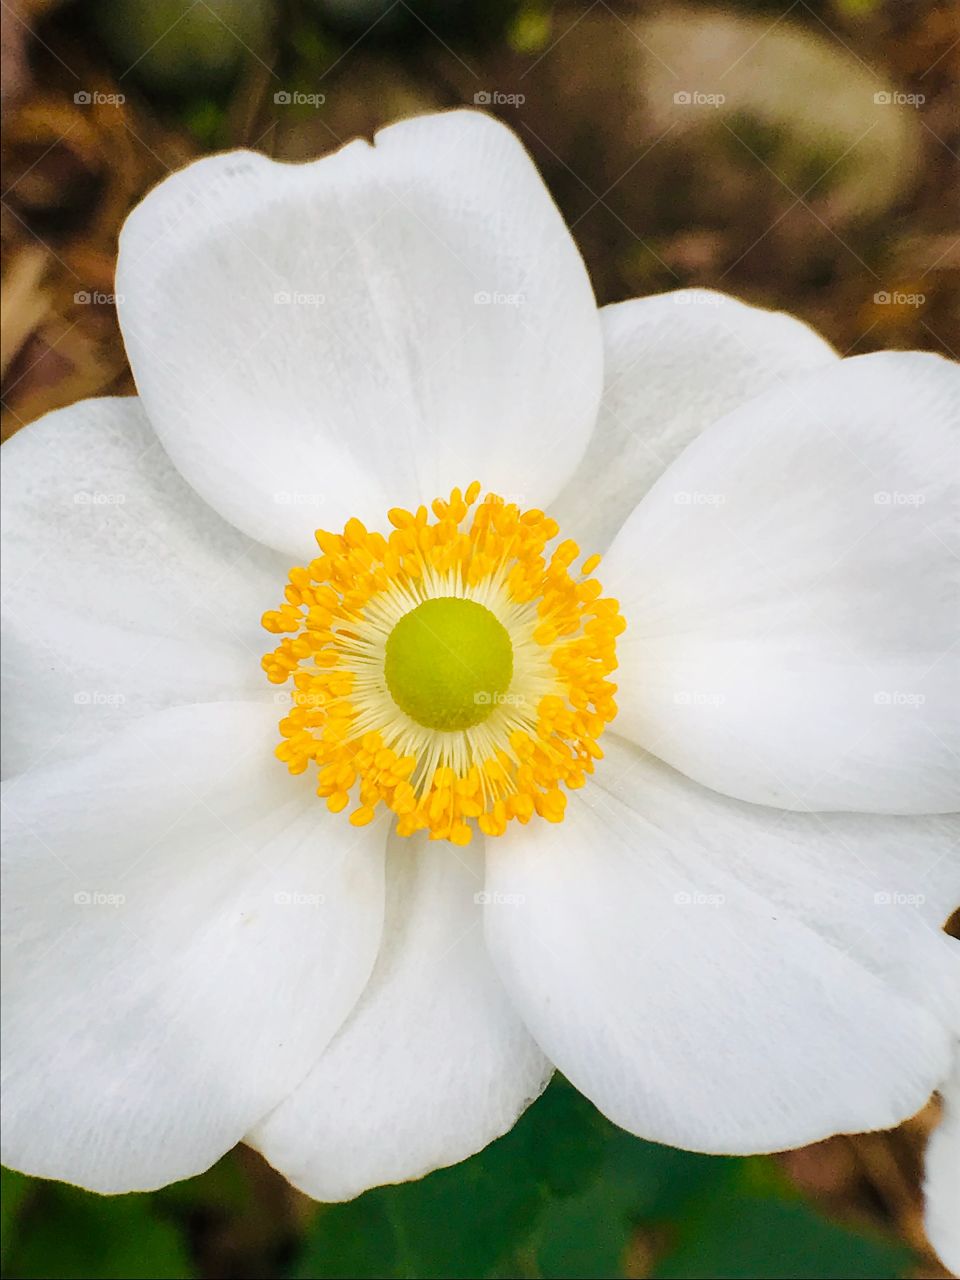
[551,289,837,552]
[116,111,603,556]
[1,704,386,1190]
[0,397,284,777]
[251,838,551,1201]
[485,735,959,1153]
[602,350,960,814]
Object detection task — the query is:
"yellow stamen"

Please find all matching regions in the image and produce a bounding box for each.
[262,485,625,845]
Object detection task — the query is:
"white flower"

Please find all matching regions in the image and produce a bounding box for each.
[925,1053,960,1274]
[1,110,958,1223]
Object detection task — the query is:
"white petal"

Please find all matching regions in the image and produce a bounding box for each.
[484,735,958,1154]
[251,834,551,1201]
[551,290,837,552]
[602,350,960,813]
[1,702,386,1192]
[1,397,286,777]
[926,1052,960,1277]
[116,110,602,556]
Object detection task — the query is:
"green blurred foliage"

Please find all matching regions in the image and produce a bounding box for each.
[91,0,277,94]
[1,1081,910,1279]
[1,1168,193,1279]
[287,1084,914,1280]
[651,1160,913,1280]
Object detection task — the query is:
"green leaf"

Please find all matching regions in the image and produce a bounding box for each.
[295,1195,399,1280]
[535,1175,633,1280]
[291,1084,914,1280]
[520,1077,609,1199]
[155,1152,252,1215]
[652,1163,913,1280]
[1,1167,33,1264]
[5,1180,194,1280]
[294,1130,545,1279]
[603,1130,737,1219]
[293,1078,609,1279]
[533,1122,736,1278]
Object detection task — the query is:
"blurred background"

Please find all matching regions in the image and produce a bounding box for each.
[1,0,957,1276]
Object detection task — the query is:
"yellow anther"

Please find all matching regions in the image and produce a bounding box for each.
[262,482,622,845]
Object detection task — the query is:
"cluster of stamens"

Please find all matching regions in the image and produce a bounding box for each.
[262,483,624,845]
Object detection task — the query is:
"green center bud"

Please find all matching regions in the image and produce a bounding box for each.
[384,597,514,731]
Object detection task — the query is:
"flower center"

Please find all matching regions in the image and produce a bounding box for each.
[384,598,513,731]
[261,483,624,846]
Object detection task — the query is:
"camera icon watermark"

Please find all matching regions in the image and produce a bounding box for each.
[274,890,326,907]
[873,90,924,107]
[673,490,726,506]
[74,890,125,907]
[873,290,925,308]
[73,690,126,707]
[873,491,925,507]
[474,690,526,707]
[274,290,325,306]
[74,289,124,306]
[673,890,725,907]
[473,90,525,107]
[273,490,324,506]
[673,90,725,108]
[74,90,125,106]
[73,490,126,505]
[274,90,325,107]
[672,292,725,307]
[474,290,526,307]
[673,690,726,707]
[873,690,925,707]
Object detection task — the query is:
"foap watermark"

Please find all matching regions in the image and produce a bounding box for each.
[672,292,725,307]
[274,490,324,507]
[873,490,925,506]
[474,90,525,107]
[273,689,326,710]
[673,691,726,708]
[873,691,925,708]
[74,90,125,106]
[74,290,124,306]
[474,891,526,906]
[74,890,125,907]
[674,90,726,108]
[474,690,526,708]
[74,691,126,707]
[73,490,126,505]
[673,490,726,506]
[274,890,326,907]
[874,891,926,907]
[874,290,925,308]
[474,290,525,307]
[674,890,725,907]
[274,90,326,107]
[873,90,924,107]
[275,290,325,307]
